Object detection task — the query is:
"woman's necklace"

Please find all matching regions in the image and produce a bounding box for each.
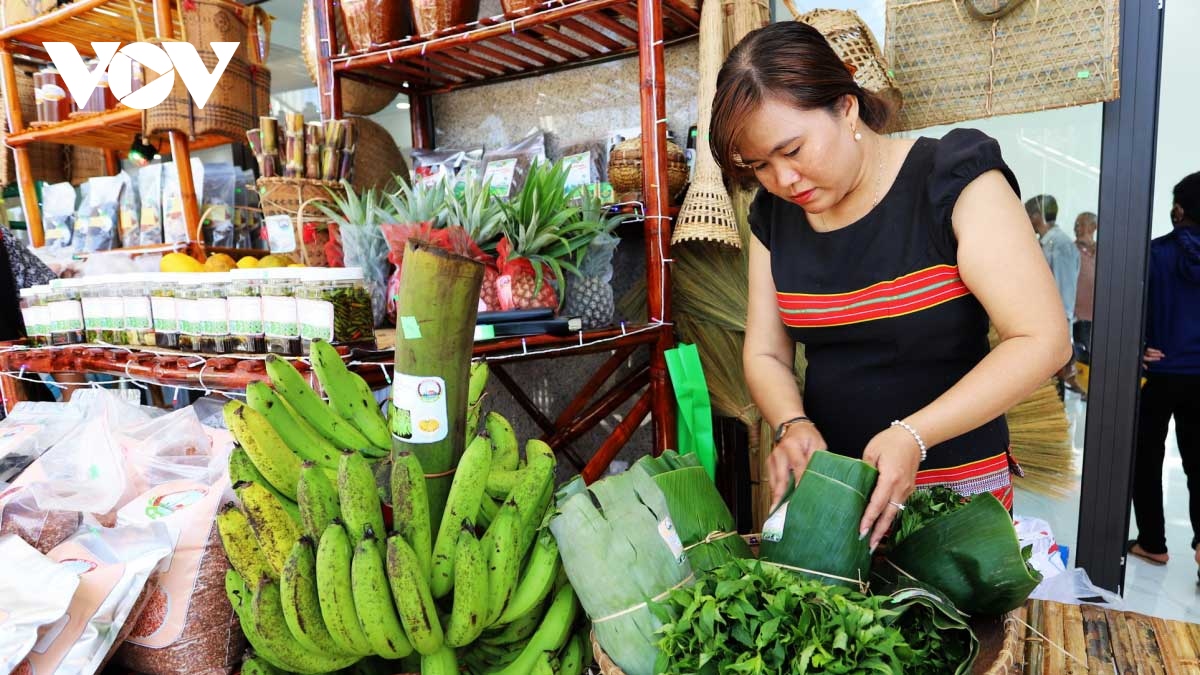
[814,139,887,231]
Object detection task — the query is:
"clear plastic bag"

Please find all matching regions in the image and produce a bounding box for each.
[163,160,205,244]
[41,182,79,251]
[73,176,124,253]
[0,534,81,673]
[339,225,391,328]
[118,171,140,249]
[138,164,164,245]
[483,130,546,199]
[412,147,483,193]
[201,164,237,248]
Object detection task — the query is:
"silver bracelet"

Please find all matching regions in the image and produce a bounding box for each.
[891,420,928,463]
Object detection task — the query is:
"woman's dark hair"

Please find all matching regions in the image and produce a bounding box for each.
[1174,171,1200,224]
[709,21,893,185]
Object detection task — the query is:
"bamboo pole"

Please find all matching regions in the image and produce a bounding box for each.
[391,242,484,532]
[0,50,42,247]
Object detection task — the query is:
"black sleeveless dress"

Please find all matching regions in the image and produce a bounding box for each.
[749,129,1021,507]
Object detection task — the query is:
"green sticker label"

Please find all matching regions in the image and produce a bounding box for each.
[401,316,422,340]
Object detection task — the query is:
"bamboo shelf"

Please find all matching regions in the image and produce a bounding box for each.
[330,0,700,94]
[0,0,183,60]
[5,107,229,153]
[313,0,688,468]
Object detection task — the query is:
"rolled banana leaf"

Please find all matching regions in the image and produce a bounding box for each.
[634,451,753,573]
[549,468,692,675]
[884,578,980,675]
[758,451,878,589]
[887,491,1041,616]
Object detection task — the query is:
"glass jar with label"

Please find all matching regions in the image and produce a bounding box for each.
[46,279,85,346]
[262,268,303,356]
[79,277,105,343]
[175,278,202,352]
[151,274,181,350]
[296,267,376,353]
[19,287,50,347]
[33,66,70,124]
[92,276,125,345]
[227,269,265,354]
[74,58,115,114]
[195,274,230,354]
[123,273,156,347]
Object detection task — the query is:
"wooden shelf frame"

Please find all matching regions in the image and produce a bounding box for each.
[313,0,684,476]
[0,0,210,250]
[327,0,699,95]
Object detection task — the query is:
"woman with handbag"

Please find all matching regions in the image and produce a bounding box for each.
[710,21,1072,551]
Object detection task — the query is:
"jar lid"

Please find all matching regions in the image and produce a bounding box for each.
[19,287,36,298]
[312,267,365,282]
[229,269,267,281]
[262,267,306,280]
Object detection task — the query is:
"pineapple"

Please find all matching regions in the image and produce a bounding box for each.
[381,176,449,226]
[446,178,507,311]
[562,190,629,327]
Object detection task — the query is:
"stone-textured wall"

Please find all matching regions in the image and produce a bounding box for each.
[431,30,700,475]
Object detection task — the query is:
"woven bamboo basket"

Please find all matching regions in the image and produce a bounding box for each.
[672,0,740,249]
[300,1,398,115]
[256,176,343,266]
[143,1,271,143]
[0,66,67,186]
[340,0,412,52]
[885,0,1120,131]
[350,116,410,191]
[411,0,481,37]
[721,0,770,51]
[68,147,108,186]
[607,137,688,205]
[501,0,542,15]
[784,3,903,120]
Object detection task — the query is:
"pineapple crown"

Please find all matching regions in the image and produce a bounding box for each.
[382,176,450,227]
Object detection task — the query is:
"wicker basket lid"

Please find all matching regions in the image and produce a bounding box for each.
[609,136,687,164]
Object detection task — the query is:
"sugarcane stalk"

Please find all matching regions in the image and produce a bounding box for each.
[339,119,357,182]
[305,122,324,179]
[322,118,346,181]
[260,116,278,154]
[391,241,484,533]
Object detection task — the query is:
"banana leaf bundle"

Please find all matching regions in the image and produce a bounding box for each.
[758,451,877,590]
[887,490,1042,616]
[883,578,980,675]
[549,469,693,675]
[634,451,753,573]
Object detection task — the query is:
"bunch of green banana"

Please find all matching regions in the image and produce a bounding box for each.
[263,355,386,457]
[310,339,392,453]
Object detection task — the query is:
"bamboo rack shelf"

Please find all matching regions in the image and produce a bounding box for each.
[329,0,700,94]
[0,0,223,251]
[312,0,690,472]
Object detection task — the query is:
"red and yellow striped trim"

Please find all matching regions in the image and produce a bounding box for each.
[777,265,971,328]
[915,451,1014,510]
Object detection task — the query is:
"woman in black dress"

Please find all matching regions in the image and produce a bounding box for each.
[710,22,1072,551]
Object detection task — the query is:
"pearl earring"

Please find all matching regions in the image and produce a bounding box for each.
[854,132,863,142]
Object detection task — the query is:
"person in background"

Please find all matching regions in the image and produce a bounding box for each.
[1067,212,1098,395]
[1129,171,1200,585]
[0,227,55,342]
[1027,195,1080,321]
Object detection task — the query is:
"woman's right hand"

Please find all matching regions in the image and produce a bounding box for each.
[768,422,828,509]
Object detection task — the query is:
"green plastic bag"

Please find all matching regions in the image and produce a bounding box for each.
[665,343,716,481]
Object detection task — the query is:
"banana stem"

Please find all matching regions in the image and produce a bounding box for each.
[391,242,485,534]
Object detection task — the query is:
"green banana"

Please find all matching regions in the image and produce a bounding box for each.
[351,528,415,659]
[558,631,585,675]
[229,448,301,523]
[389,450,432,582]
[240,652,284,675]
[247,380,343,470]
[532,652,555,675]
[468,361,489,407]
[509,453,556,556]
[315,521,374,656]
[490,584,580,675]
[226,570,287,670]
[281,536,354,656]
[310,339,391,453]
[465,398,482,444]
[481,504,522,626]
[495,529,560,626]
[298,462,341,539]
[249,574,363,673]
[338,450,386,547]
[386,534,445,656]
[225,400,303,500]
[217,501,276,582]
[430,435,492,599]
[238,482,301,578]
[478,494,500,530]
[484,465,525,500]
[485,412,520,471]
[265,354,376,453]
[480,603,542,646]
[525,438,557,467]
[421,645,459,675]
[445,527,488,647]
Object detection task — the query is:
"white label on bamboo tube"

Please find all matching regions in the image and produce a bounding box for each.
[659,518,685,564]
[296,299,334,342]
[390,373,448,444]
[762,503,788,543]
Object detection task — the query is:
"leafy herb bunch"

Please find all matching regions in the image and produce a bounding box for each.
[652,558,974,675]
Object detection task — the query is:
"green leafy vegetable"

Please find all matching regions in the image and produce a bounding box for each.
[892,486,968,547]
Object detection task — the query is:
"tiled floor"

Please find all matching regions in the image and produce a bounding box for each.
[1014,390,1200,623]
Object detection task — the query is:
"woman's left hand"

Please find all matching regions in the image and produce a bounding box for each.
[859,426,923,551]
